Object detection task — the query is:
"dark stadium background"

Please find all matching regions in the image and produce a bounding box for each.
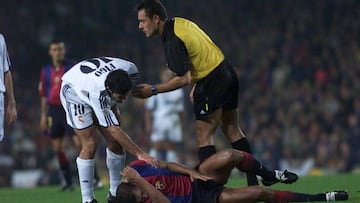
[0,0,359,187]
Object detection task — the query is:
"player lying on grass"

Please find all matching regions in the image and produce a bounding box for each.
[116,149,348,203]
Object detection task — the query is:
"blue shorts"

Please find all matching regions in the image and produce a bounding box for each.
[191,180,225,203]
[47,105,74,138]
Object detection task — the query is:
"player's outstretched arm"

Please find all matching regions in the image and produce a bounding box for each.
[132,71,191,99]
[102,125,158,167]
[159,161,211,182]
[122,166,170,203]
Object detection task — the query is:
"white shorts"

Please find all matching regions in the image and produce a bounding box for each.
[0,94,4,141]
[151,123,182,143]
[60,84,119,129]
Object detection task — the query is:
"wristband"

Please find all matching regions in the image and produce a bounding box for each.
[151,85,158,95]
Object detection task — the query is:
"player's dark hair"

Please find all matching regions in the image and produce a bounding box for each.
[49,39,64,46]
[105,69,133,95]
[116,182,138,203]
[136,0,168,21]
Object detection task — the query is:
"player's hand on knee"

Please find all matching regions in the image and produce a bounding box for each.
[137,152,159,168]
[189,170,212,182]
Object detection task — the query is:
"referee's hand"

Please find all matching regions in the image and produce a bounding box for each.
[132,83,152,99]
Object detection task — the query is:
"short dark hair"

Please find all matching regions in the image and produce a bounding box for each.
[136,0,168,21]
[105,70,133,95]
[49,39,64,46]
[116,182,138,203]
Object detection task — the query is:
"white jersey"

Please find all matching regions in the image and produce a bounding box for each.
[62,57,138,103]
[145,89,184,128]
[61,57,138,128]
[0,34,11,93]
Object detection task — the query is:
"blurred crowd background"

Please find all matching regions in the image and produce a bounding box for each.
[0,0,359,187]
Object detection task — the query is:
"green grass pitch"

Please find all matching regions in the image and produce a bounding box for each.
[0,173,358,203]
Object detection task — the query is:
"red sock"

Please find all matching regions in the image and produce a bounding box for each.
[237,152,276,182]
[57,152,69,166]
[237,151,253,171]
[271,191,296,202]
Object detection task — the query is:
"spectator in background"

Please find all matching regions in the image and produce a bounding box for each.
[144,69,185,162]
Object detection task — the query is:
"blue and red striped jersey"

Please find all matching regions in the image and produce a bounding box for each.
[38,62,72,105]
[130,160,193,203]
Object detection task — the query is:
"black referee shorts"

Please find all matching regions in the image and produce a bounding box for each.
[193,60,239,120]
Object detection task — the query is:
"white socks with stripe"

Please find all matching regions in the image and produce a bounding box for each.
[77,157,95,203]
[106,148,125,196]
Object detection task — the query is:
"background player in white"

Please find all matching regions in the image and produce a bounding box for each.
[60,57,157,203]
[145,69,184,162]
[0,34,17,142]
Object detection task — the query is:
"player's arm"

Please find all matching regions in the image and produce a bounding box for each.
[158,161,211,182]
[100,125,158,167]
[155,71,191,93]
[122,166,170,203]
[4,71,17,126]
[133,38,191,98]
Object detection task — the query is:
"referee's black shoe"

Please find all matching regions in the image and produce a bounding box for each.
[262,170,298,186]
[108,192,116,203]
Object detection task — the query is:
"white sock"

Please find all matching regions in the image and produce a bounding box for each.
[166,150,179,162]
[106,148,125,196]
[149,148,159,159]
[76,157,95,203]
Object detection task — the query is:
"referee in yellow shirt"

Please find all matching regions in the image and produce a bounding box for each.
[133,0,258,186]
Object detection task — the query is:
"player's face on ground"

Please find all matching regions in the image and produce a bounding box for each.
[49,42,66,63]
[132,186,149,203]
[138,9,159,37]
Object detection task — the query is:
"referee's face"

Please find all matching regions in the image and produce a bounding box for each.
[138,9,159,37]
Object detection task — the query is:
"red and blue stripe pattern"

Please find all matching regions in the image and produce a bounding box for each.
[130,160,193,203]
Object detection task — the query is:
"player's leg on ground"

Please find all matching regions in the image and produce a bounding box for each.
[218,186,347,203]
[52,136,73,189]
[221,108,259,186]
[196,109,222,163]
[74,126,99,203]
[198,149,276,184]
[98,126,125,198]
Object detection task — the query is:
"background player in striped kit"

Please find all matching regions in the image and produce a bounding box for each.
[145,69,185,162]
[38,40,103,191]
[0,33,17,142]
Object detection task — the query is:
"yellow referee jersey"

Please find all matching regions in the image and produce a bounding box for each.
[161,17,224,82]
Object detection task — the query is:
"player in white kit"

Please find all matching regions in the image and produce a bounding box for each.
[60,57,157,203]
[145,69,184,162]
[0,34,17,142]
